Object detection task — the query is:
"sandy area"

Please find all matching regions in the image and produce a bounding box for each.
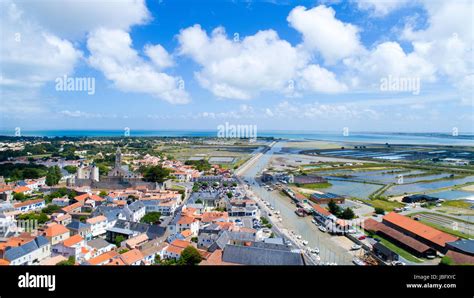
[460,185,474,192]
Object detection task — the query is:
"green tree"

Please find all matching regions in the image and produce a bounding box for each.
[340,207,355,220]
[63,165,77,174]
[179,246,202,265]
[115,235,126,247]
[374,207,385,215]
[99,190,108,197]
[327,200,341,216]
[42,204,61,215]
[57,256,75,266]
[142,166,171,183]
[13,192,26,201]
[46,166,61,186]
[440,256,454,266]
[140,212,161,224]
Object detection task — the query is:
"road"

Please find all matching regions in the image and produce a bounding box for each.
[237,141,354,265]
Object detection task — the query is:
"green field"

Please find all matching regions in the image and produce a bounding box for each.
[361,199,404,212]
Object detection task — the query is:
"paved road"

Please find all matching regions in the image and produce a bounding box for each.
[237,141,354,265]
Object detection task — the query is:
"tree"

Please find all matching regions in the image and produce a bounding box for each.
[46,166,61,186]
[179,246,202,265]
[140,212,161,224]
[99,190,108,197]
[195,199,203,204]
[115,235,125,247]
[226,192,233,198]
[440,256,454,266]
[327,200,341,216]
[79,216,87,223]
[340,207,355,220]
[154,254,161,265]
[42,204,61,215]
[374,207,385,215]
[63,165,77,174]
[13,192,26,201]
[57,256,75,266]
[142,165,171,183]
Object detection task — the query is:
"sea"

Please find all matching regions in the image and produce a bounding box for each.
[0,130,473,146]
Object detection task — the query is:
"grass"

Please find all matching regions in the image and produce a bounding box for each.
[361,199,404,212]
[297,182,332,189]
[441,200,472,209]
[370,234,423,263]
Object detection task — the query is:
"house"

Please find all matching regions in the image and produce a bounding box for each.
[52,213,72,226]
[200,249,237,265]
[43,223,70,245]
[122,201,146,222]
[86,238,116,258]
[382,212,459,252]
[66,221,92,240]
[139,239,167,265]
[309,192,345,204]
[86,250,121,265]
[120,248,144,265]
[312,204,331,223]
[0,186,13,201]
[73,193,105,205]
[61,201,83,214]
[363,218,437,258]
[106,220,165,243]
[2,235,51,265]
[13,186,33,195]
[86,215,108,237]
[52,234,88,262]
[13,199,45,213]
[373,242,399,262]
[52,196,70,207]
[162,239,193,260]
[123,233,149,249]
[176,215,199,236]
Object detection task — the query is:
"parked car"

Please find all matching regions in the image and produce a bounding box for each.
[391,260,406,266]
[351,244,362,250]
[353,257,366,266]
[318,226,327,233]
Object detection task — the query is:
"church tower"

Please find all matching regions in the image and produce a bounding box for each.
[115,147,122,168]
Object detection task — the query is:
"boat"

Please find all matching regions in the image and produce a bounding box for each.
[318,226,327,233]
[302,240,308,246]
[311,219,316,224]
[296,235,302,240]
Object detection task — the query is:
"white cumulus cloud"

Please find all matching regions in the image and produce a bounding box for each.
[87,28,190,104]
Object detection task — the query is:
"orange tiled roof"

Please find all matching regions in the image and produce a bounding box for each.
[180,229,192,238]
[170,239,191,249]
[177,215,195,225]
[74,193,105,202]
[13,186,30,193]
[383,212,459,247]
[120,249,144,265]
[166,245,184,255]
[62,201,83,213]
[13,199,44,209]
[0,259,10,265]
[86,215,107,224]
[312,204,331,217]
[201,211,228,223]
[88,251,120,265]
[44,224,69,237]
[62,234,83,247]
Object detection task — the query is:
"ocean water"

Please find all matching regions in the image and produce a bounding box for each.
[0,129,473,146]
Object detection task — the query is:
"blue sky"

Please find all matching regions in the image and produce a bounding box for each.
[0,0,472,133]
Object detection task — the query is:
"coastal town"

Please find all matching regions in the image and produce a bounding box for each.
[0,136,472,266]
